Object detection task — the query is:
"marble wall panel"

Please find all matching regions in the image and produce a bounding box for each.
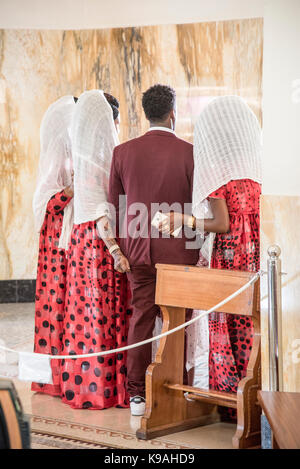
[0,18,263,279]
[261,195,300,392]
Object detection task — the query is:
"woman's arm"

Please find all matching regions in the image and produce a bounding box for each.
[96,215,130,273]
[63,185,74,198]
[46,187,73,215]
[158,198,230,235]
[195,198,230,233]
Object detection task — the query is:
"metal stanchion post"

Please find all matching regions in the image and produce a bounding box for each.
[267,245,283,392]
[261,245,283,449]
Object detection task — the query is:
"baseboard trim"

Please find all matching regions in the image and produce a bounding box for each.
[0,280,36,303]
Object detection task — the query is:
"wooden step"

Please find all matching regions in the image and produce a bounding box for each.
[165,383,238,409]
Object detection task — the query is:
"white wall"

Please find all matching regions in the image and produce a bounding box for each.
[0,0,263,29]
[262,0,300,196]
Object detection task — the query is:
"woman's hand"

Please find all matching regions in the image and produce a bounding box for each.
[64,171,74,198]
[112,248,131,273]
[197,252,209,267]
[64,185,74,198]
[158,212,184,236]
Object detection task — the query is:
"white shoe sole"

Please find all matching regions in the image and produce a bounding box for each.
[130,404,146,417]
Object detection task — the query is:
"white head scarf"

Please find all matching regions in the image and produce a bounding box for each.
[33,96,76,248]
[192,95,262,262]
[71,90,119,225]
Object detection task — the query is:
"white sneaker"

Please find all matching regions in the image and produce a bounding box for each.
[130,396,146,416]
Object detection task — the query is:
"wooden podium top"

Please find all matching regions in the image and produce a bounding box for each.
[258,391,300,449]
[155,264,258,316]
[155,263,255,278]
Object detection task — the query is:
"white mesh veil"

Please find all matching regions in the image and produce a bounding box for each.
[186,95,262,387]
[192,95,262,218]
[192,95,262,263]
[33,96,76,239]
[71,90,119,225]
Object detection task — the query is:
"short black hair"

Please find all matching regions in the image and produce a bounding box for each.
[142,84,176,122]
[104,92,120,120]
[73,96,78,103]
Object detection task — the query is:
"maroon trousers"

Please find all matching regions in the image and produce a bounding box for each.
[126,264,190,398]
[126,265,159,397]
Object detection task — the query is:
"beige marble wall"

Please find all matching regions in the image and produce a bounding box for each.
[261,195,300,392]
[0,18,263,279]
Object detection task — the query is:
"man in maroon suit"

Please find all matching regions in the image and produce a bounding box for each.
[109,84,198,416]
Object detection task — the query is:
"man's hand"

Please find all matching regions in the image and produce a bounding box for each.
[112,249,131,273]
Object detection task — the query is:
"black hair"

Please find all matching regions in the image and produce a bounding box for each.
[104,92,120,120]
[73,96,78,103]
[142,84,176,122]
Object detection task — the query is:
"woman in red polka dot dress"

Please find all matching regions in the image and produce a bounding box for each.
[59,90,132,410]
[162,96,262,419]
[32,96,77,396]
[192,96,262,418]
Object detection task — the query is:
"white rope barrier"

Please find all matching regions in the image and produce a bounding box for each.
[0,271,263,362]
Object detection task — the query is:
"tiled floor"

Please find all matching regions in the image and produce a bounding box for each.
[0,303,235,449]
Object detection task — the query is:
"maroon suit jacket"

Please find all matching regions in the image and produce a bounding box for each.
[108,130,199,267]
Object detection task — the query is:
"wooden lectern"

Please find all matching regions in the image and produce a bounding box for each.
[136,264,261,449]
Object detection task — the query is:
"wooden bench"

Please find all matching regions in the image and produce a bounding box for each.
[136,264,261,449]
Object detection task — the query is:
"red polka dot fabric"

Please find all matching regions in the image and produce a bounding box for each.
[59,222,132,409]
[32,190,72,396]
[208,179,261,418]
